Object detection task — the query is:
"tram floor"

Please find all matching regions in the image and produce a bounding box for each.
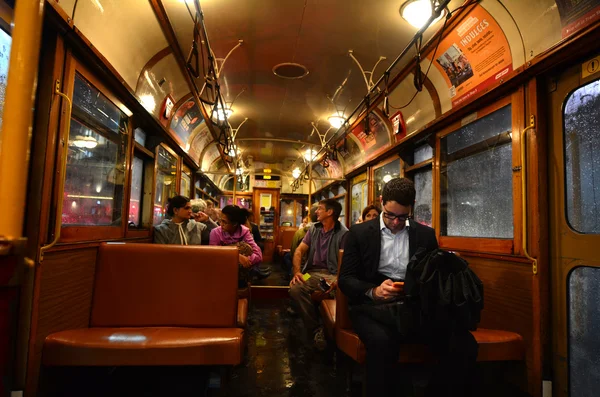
[42,299,531,397]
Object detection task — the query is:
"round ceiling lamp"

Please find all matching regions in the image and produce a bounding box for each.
[328,114,345,129]
[216,106,233,121]
[304,148,318,162]
[292,167,302,179]
[400,0,446,29]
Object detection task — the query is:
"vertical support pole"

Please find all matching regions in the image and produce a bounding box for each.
[308,162,313,206]
[232,173,237,205]
[0,0,46,239]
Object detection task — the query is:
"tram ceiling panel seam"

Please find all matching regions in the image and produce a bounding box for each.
[290,0,455,187]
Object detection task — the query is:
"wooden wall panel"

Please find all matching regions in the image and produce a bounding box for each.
[465,255,534,395]
[26,247,98,395]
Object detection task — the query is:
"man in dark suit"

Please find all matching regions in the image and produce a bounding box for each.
[340,177,474,396]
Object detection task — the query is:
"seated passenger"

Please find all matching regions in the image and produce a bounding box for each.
[289,199,348,350]
[153,195,208,245]
[209,205,263,287]
[361,204,381,223]
[190,198,218,244]
[246,210,264,252]
[339,178,477,397]
[282,205,318,277]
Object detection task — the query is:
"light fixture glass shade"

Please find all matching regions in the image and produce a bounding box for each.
[228,145,240,157]
[400,0,445,29]
[304,148,318,161]
[292,167,302,179]
[236,167,244,175]
[328,114,345,129]
[216,106,233,121]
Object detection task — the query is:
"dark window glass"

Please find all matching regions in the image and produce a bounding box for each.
[153,146,177,225]
[564,80,600,234]
[373,159,401,200]
[440,105,513,238]
[0,28,12,130]
[62,74,128,226]
[414,169,432,227]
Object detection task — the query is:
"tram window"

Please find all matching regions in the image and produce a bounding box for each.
[133,127,146,146]
[62,74,128,226]
[350,174,368,225]
[440,105,513,238]
[0,28,11,131]
[129,156,143,227]
[413,169,432,227]
[564,79,600,234]
[373,158,401,200]
[568,266,600,397]
[180,164,191,196]
[414,144,433,164]
[153,146,177,226]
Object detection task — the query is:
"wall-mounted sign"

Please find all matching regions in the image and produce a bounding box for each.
[557,0,600,38]
[582,54,600,79]
[429,5,512,108]
[160,95,175,126]
[390,110,406,142]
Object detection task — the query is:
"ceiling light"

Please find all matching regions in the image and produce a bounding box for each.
[216,106,233,121]
[400,0,446,29]
[72,135,98,149]
[328,114,345,129]
[236,168,244,175]
[228,145,240,157]
[304,149,318,162]
[292,167,302,179]
[383,174,393,183]
[140,94,156,113]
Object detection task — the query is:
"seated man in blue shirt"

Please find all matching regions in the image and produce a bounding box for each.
[289,199,348,350]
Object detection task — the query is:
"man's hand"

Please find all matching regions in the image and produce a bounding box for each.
[373,279,401,301]
[289,272,305,286]
[325,280,337,294]
[238,254,252,268]
[192,211,209,223]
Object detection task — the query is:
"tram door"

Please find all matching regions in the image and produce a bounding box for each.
[548,60,600,397]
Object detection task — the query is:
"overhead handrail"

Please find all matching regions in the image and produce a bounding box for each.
[290,0,453,187]
[520,115,538,275]
[39,80,73,262]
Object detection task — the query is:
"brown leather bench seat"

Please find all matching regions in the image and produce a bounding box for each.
[320,250,525,364]
[43,243,245,367]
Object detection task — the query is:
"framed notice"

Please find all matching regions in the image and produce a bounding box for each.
[556,0,600,38]
[428,5,513,108]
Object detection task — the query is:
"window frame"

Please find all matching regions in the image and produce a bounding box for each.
[152,143,179,226]
[57,55,132,243]
[403,142,435,229]
[125,132,155,237]
[369,154,402,204]
[434,92,524,255]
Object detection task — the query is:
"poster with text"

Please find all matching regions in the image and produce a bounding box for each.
[556,0,600,37]
[429,5,512,108]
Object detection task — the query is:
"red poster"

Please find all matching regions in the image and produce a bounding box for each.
[428,5,513,108]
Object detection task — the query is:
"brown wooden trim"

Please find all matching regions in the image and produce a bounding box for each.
[135,46,172,93]
[437,95,512,139]
[439,236,514,255]
[38,236,152,253]
[60,226,123,242]
[122,116,135,237]
[512,89,525,258]
[45,0,74,27]
[404,159,433,173]
[125,229,153,239]
[134,142,155,158]
[450,249,533,264]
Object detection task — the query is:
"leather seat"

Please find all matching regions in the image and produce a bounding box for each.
[43,328,245,366]
[319,299,336,340]
[333,249,525,365]
[43,243,245,367]
[276,227,298,257]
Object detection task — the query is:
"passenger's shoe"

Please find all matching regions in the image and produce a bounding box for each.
[313,328,327,351]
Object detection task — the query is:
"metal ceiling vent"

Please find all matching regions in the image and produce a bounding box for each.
[273,63,309,79]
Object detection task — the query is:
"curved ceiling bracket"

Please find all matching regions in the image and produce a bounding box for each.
[348,50,387,92]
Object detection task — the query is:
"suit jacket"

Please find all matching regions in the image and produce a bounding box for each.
[339,215,438,304]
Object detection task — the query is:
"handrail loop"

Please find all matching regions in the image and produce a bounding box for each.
[520,114,538,275]
[39,80,73,262]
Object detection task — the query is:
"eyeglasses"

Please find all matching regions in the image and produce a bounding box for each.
[382,211,410,222]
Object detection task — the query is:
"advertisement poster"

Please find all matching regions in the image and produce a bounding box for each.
[429,5,512,108]
[390,110,406,143]
[351,110,392,161]
[556,0,600,37]
[169,98,205,150]
[188,124,212,165]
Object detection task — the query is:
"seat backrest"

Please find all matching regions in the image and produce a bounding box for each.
[91,243,239,328]
[335,249,353,330]
[279,227,298,250]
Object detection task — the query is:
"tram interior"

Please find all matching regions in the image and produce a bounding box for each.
[0,0,600,396]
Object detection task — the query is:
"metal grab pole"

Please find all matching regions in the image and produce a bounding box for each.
[0,0,46,239]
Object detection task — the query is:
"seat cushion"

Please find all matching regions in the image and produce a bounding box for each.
[336,327,524,364]
[319,299,336,340]
[43,327,245,367]
[237,299,248,328]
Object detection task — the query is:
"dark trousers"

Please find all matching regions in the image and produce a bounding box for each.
[349,305,479,397]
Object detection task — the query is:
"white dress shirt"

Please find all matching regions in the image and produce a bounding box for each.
[378,215,410,280]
